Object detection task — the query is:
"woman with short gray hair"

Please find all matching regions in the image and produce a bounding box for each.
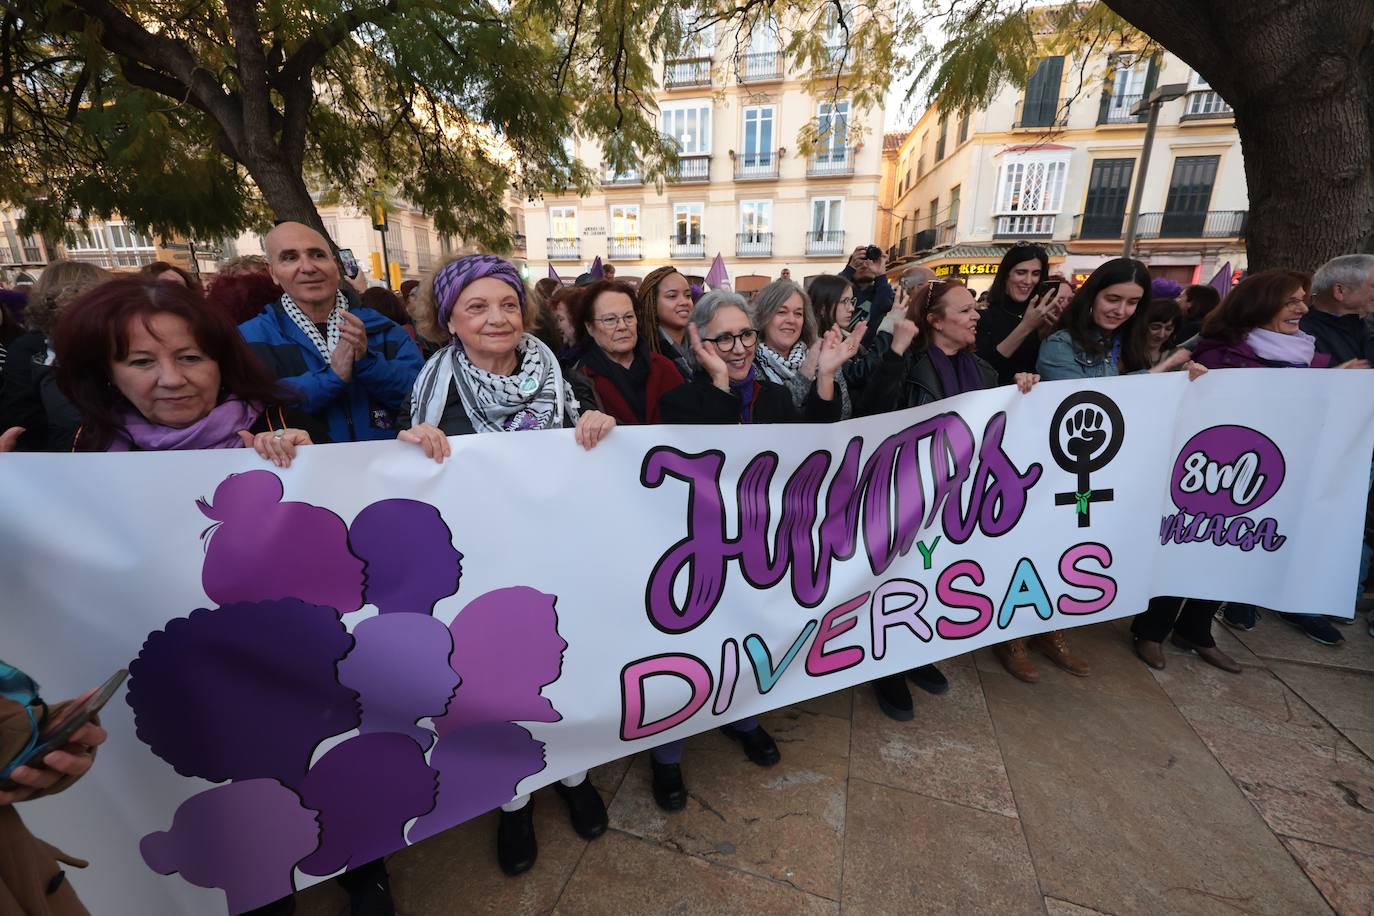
[750,279,853,418]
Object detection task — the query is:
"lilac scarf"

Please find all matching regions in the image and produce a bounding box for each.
[730,366,758,423]
[927,347,986,397]
[1245,328,1317,367]
[107,397,261,452]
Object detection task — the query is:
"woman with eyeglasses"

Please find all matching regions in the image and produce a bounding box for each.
[567,279,685,424]
[649,290,852,812]
[857,277,1039,717]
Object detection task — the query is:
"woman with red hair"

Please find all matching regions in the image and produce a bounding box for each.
[52,276,322,462]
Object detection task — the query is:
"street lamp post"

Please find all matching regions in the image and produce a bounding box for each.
[1122,83,1188,258]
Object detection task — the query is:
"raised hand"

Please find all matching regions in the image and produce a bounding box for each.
[799,341,822,380]
[330,312,368,381]
[1021,287,1058,331]
[688,323,731,390]
[816,324,858,376]
[891,317,920,356]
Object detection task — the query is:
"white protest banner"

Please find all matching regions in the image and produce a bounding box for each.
[2,370,1371,914]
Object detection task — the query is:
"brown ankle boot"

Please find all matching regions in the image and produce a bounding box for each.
[1030,630,1091,677]
[993,639,1040,683]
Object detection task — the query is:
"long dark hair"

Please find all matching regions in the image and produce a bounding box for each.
[807,274,852,331]
[1202,269,1310,344]
[54,276,295,451]
[1061,258,1152,359]
[360,286,410,327]
[1123,297,1182,372]
[987,243,1049,312]
[1182,283,1222,324]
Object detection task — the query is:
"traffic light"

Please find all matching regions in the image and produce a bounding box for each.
[369,251,383,278]
[389,262,402,290]
[370,193,388,231]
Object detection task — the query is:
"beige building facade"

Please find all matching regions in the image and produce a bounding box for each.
[882,45,1246,293]
[521,33,886,293]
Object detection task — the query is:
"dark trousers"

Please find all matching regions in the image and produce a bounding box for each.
[1131,596,1217,648]
[244,858,389,915]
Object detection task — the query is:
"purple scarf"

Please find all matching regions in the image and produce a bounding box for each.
[107,397,261,452]
[730,366,758,423]
[927,347,986,397]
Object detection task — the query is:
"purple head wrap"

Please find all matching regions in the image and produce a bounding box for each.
[432,255,526,333]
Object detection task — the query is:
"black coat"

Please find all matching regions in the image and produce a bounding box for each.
[1299,308,1374,365]
[659,372,842,424]
[974,299,1040,385]
[857,347,998,416]
[0,332,82,452]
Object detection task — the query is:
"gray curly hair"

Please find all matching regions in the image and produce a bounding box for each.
[689,289,752,339]
[24,260,113,337]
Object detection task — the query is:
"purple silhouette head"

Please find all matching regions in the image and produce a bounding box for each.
[350,499,463,614]
[297,733,438,877]
[127,599,360,789]
[141,778,320,914]
[433,586,567,733]
[199,471,366,614]
[337,613,459,751]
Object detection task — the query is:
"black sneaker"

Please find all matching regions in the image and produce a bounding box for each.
[1279,613,1344,646]
[872,674,914,721]
[650,757,688,811]
[906,663,950,695]
[496,802,537,876]
[1221,603,1257,631]
[553,778,608,839]
[719,724,781,766]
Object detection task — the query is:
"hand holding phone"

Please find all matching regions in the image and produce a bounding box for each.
[0,670,125,794]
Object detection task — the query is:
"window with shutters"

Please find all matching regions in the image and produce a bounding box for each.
[1080,158,1136,238]
[957,110,970,144]
[935,115,948,161]
[1017,56,1064,128]
[1161,156,1219,236]
[995,153,1067,237]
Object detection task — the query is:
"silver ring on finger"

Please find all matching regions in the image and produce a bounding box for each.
[274,428,285,439]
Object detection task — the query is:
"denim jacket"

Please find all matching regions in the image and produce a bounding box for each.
[1036,330,1119,381]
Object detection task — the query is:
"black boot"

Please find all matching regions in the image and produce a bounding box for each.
[554,778,608,839]
[719,724,781,766]
[650,756,688,811]
[873,674,914,721]
[496,801,537,876]
[906,663,950,695]
[336,858,393,916]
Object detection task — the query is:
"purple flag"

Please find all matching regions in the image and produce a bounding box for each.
[589,256,604,280]
[705,253,728,289]
[1208,261,1233,298]
[547,264,562,282]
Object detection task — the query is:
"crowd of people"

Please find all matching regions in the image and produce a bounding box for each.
[3,222,1372,916]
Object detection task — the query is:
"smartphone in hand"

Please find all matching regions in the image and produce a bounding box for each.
[0,669,126,789]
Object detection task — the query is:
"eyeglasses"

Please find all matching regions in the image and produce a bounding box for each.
[592,313,637,329]
[1281,296,1308,310]
[837,296,858,307]
[704,328,759,350]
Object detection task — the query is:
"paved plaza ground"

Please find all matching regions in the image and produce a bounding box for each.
[297,611,1374,915]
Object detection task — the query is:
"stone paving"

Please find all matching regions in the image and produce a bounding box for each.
[297,611,1374,915]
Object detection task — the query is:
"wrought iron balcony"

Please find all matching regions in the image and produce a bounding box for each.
[736,233,773,257]
[603,169,642,186]
[668,155,712,183]
[1135,210,1248,239]
[913,228,937,251]
[805,230,845,257]
[936,220,957,247]
[734,151,779,180]
[739,51,782,82]
[547,237,580,260]
[993,214,1057,239]
[512,233,527,253]
[669,236,706,259]
[1182,90,1234,120]
[607,236,642,260]
[806,146,855,177]
[1099,93,1146,124]
[664,57,712,89]
[1072,213,1126,240]
[1012,98,1068,130]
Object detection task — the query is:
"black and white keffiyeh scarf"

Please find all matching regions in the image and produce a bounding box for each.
[280,291,350,360]
[755,341,808,385]
[410,333,580,433]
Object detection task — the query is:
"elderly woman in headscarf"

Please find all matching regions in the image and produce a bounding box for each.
[397,254,613,876]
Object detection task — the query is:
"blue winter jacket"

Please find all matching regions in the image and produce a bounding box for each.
[239,300,423,443]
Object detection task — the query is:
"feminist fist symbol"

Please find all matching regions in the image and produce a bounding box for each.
[1049,393,1125,529]
[1065,407,1108,463]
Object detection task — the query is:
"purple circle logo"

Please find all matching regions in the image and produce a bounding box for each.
[1170,425,1286,517]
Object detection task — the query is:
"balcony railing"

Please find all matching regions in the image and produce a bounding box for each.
[66,248,157,269]
[1073,213,1127,240]
[807,146,855,177]
[740,51,782,82]
[936,220,957,247]
[603,169,642,186]
[669,155,712,183]
[736,233,773,257]
[669,236,706,259]
[1183,90,1234,120]
[512,233,528,253]
[993,214,1057,238]
[734,151,779,180]
[1099,93,1145,124]
[1012,98,1067,130]
[664,57,712,89]
[806,230,846,256]
[547,237,581,260]
[1135,210,1248,239]
[608,236,642,260]
[912,228,937,251]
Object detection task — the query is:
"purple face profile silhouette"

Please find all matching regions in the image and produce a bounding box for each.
[407,587,568,844]
[349,499,463,615]
[141,778,320,914]
[127,599,360,789]
[198,471,366,614]
[337,613,459,751]
[297,733,438,877]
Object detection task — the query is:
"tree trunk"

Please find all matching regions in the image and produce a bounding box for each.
[241,151,331,244]
[1105,0,1374,272]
